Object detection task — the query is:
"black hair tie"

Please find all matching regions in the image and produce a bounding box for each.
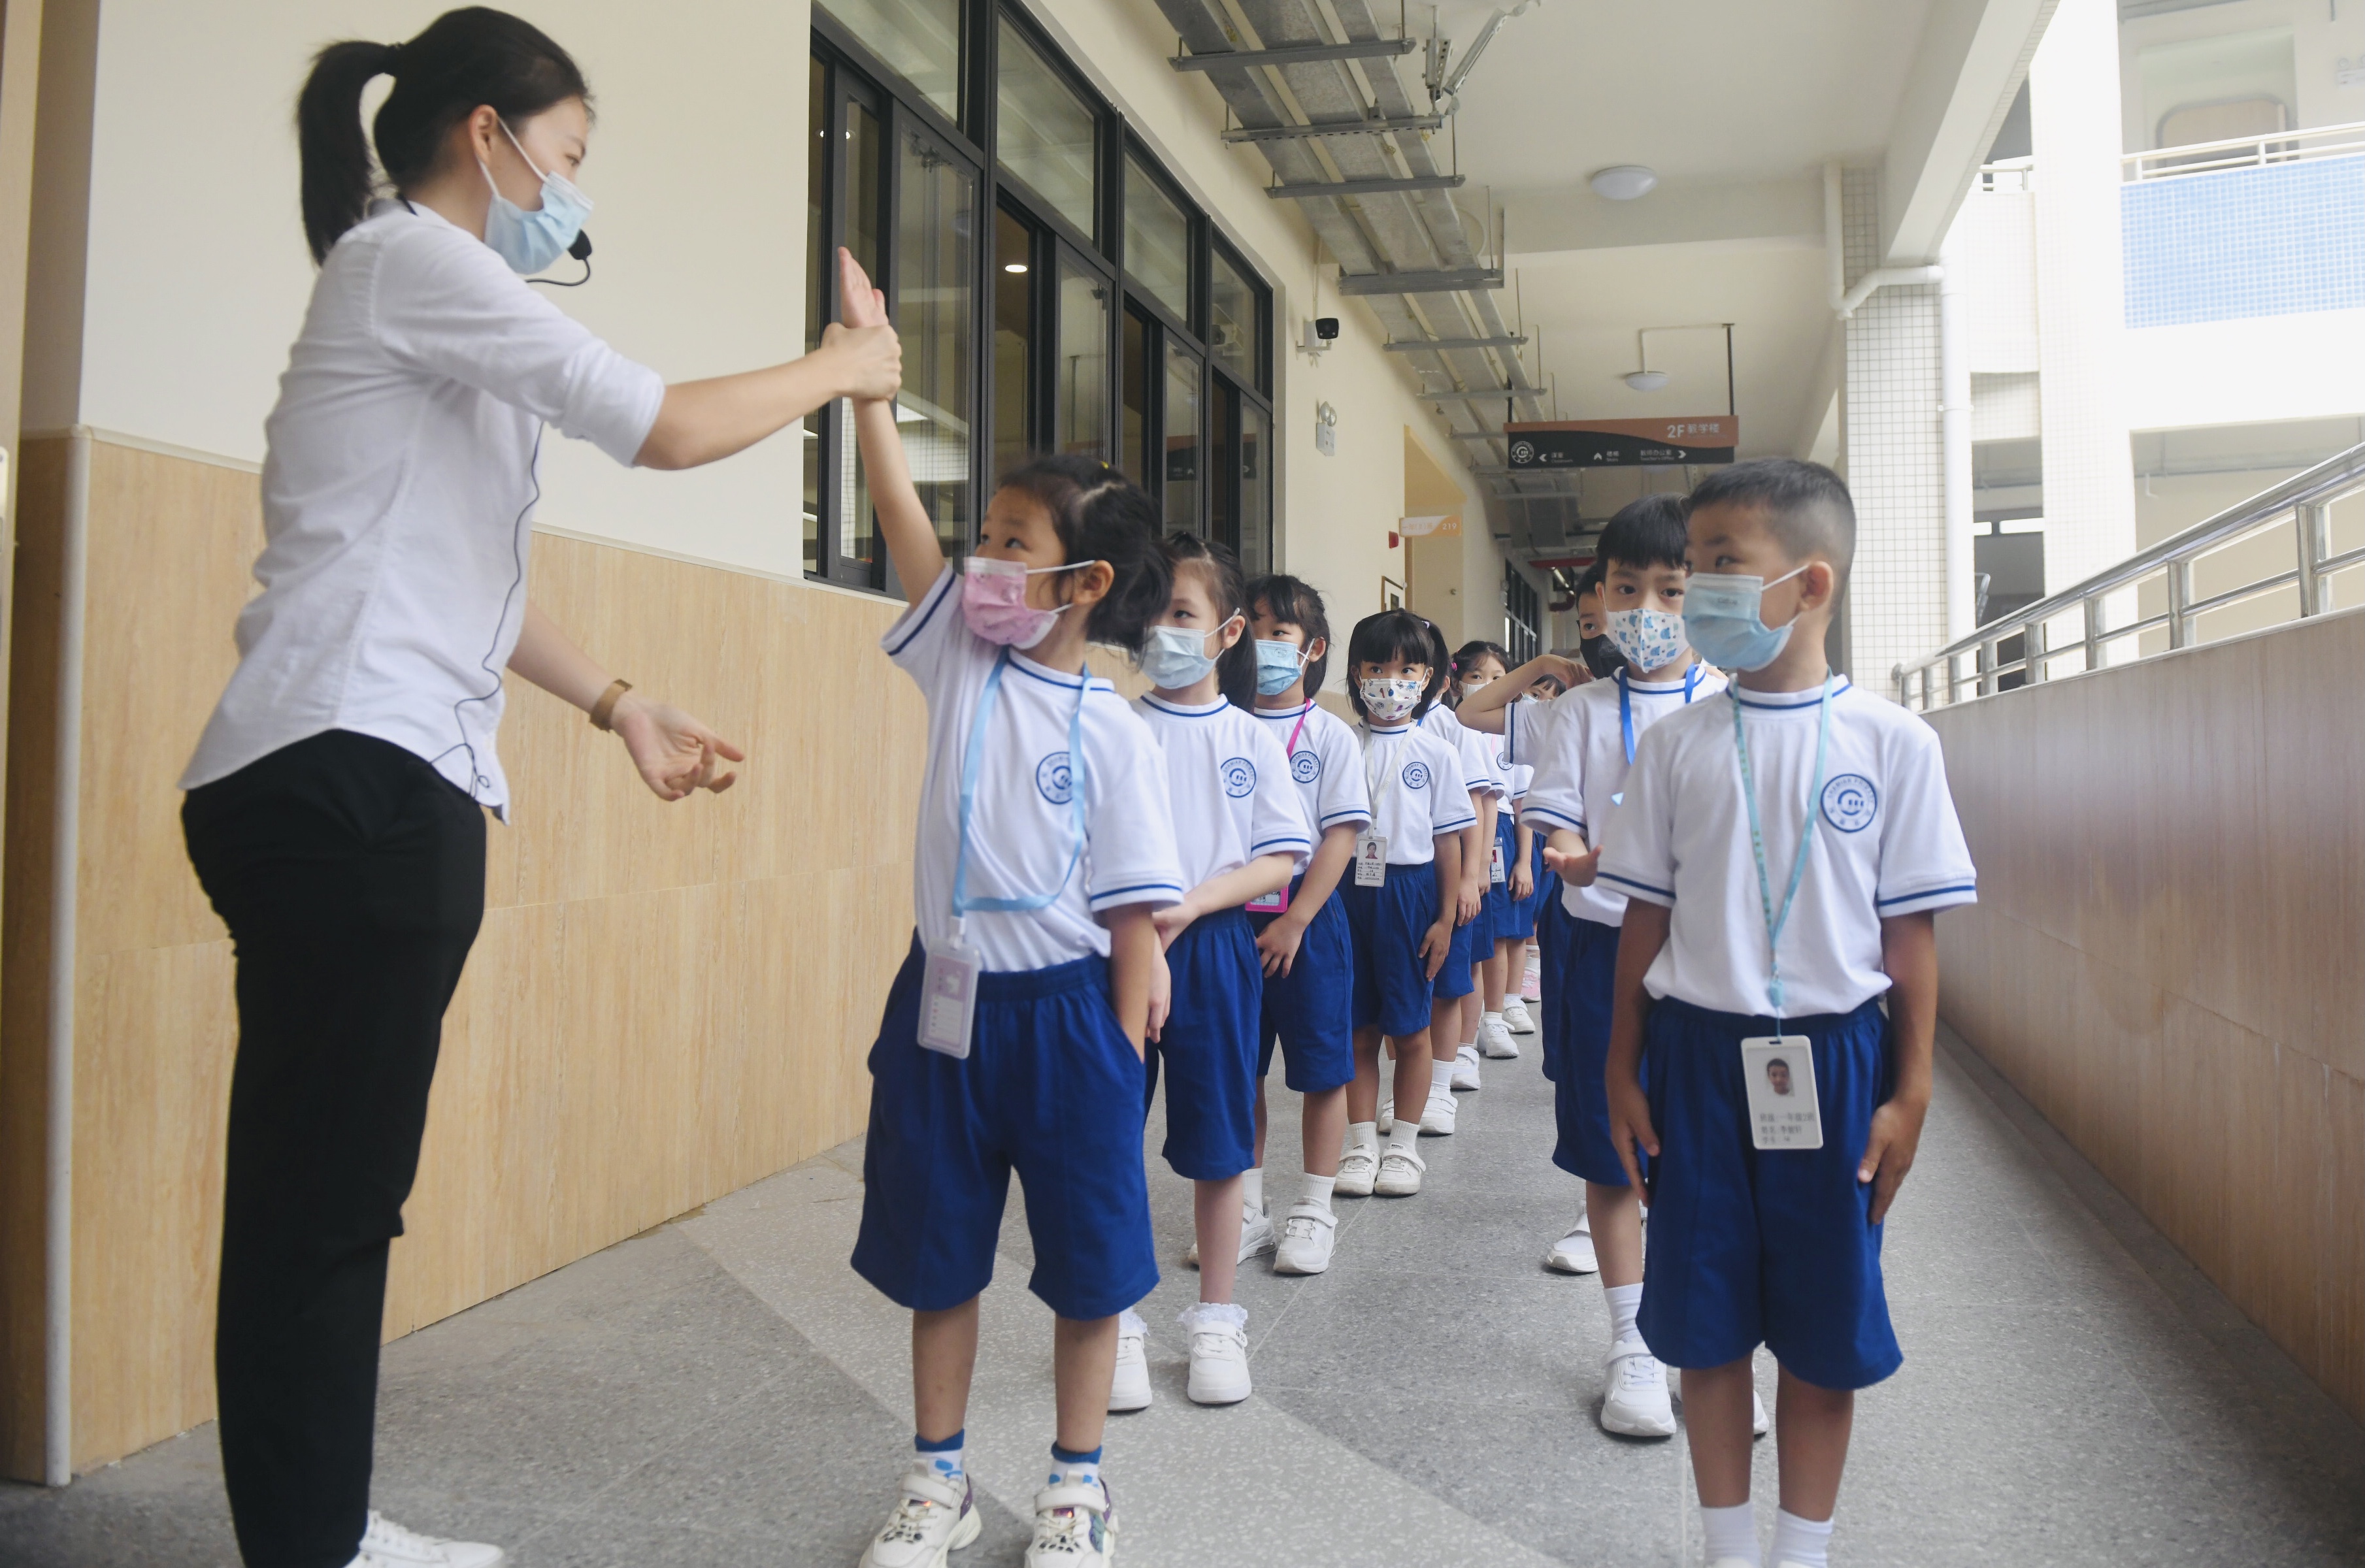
[384,40,404,73]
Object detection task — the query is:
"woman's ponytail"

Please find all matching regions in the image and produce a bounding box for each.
[293,8,591,265]
[297,41,401,263]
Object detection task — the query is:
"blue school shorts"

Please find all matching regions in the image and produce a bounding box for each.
[1496,832,1547,942]
[1251,882,1355,1094]
[1636,995,1903,1392]
[1551,914,1637,1186]
[1342,866,1445,1039]
[1476,813,1517,950]
[1535,889,1568,1083]
[1433,902,1476,1002]
[853,936,1159,1322]
[1143,907,1263,1181]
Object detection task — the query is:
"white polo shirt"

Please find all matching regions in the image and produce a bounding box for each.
[1596,678,1978,1018]
[1249,700,1372,839]
[1134,694,1313,894]
[886,568,1185,973]
[1358,721,1478,866]
[1419,704,1504,799]
[1522,667,1725,926]
[182,199,667,816]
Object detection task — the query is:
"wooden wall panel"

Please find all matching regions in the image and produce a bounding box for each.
[1927,604,2365,1423]
[0,438,928,1473]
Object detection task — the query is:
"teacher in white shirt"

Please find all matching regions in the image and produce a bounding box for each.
[176,11,899,1568]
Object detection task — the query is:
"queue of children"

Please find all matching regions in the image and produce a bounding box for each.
[831,242,1977,1568]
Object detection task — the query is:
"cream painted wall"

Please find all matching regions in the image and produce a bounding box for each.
[2123,311,2365,433]
[54,0,1474,604]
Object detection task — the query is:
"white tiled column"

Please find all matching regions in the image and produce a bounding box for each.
[1839,165,1947,700]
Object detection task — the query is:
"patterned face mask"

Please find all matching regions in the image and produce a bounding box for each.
[1604,606,1688,672]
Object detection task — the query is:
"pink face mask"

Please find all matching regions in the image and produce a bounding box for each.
[959,555,1099,649]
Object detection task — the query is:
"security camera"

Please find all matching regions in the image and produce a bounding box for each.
[1314,316,1340,340]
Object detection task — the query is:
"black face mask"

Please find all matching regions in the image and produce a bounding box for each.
[1580,634,1626,679]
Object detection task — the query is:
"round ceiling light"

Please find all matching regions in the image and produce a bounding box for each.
[1591,165,1659,201]
[1624,369,1670,392]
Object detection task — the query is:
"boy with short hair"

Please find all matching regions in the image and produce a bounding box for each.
[1600,459,1976,1568]
[1517,494,1727,1439]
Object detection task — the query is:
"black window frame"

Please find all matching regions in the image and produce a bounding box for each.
[1503,561,1541,664]
[808,0,1275,594]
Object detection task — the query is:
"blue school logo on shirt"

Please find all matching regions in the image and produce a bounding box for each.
[1220,757,1258,798]
[1402,760,1431,791]
[1035,751,1074,806]
[1820,773,1877,832]
[1291,751,1322,785]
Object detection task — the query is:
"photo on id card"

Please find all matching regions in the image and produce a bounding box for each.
[1740,1036,1822,1150]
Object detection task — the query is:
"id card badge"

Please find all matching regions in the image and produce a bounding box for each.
[1353,832,1389,887]
[1740,1036,1821,1150]
[1488,840,1507,885]
[1246,883,1291,915]
[918,936,984,1059]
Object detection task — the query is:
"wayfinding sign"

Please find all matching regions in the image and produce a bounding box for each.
[1506,417,1737,468]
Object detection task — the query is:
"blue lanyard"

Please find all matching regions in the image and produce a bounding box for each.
[1618,664,1701,766]
[1730,676,1834,1024]
[952,649,1089,919]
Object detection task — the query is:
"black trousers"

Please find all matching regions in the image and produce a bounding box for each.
[183,730,486,1568]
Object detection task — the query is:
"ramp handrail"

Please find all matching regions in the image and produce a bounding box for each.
[1894,440,2365,710]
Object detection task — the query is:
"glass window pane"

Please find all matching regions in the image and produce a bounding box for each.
[817,0,960,121]
[1163,342,1200,532]
[997,20,1098,238]
[896,128,977,564]
[1210,378,1236,553]
[994,208,1034,482]
[1210,250,1257,386]
[835,98,887,575]
[804,57,829,576]
[1240,400,1270,580]
[1056,253,1110,460]
[1122,308,1150,487]
[1125,152,1192,325]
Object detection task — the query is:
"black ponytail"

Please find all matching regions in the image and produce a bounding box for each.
[297,7,591,263]
[996,456,1172,655]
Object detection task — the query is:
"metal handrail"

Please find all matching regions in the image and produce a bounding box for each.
[2123,119,2365,180]
[1894,439,2365,710]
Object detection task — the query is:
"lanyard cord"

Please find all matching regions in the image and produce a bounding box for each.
[1619,664,1702,766]
[1282,706,1312,760]
[952,649,1089,924]
[1730,675,1834,1028]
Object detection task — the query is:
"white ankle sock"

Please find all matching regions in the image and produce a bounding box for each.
[1387,1115,1422,1154]
[1700,1501,1759,1566]
[1346,1120,1378,1156]
[1428,1059,1455,1097]
[1242,1168,1264,1213]
[1768,1509,1832,1568]
[1483,1009,1502,1026]
[1604,1282,1643,1345]
[1300,1174,1336,1212]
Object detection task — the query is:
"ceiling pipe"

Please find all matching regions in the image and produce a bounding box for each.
[1826,161,1943,318]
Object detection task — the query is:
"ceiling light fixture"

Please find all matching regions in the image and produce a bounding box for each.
[1004,261,1029,273]
[1623,369,1670,392]
[1590,165,1659,201]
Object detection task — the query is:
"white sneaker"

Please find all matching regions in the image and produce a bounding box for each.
[1180,1303,1251,1405]
[1272,1201,1337,1274]
[1376,1099,1393,1134]
[1185,1203,1275,1267]
[357,1513,504,1568]
[1374,1146,1426,1196]
[1334,1143,1378,1197]
[1478,1017,1521,1058]
[1600,1336,1677,1438]
[1451,1045,1483,1090]
[1108,1310,1150,1412]
[1753,1386,1770,1437]
[1501,996,1536,1034]
[1418,1090,1457,1135]
[1544,1219,1598,1274]
[857,1467,983,1568]
[1025,1478,1116,1567]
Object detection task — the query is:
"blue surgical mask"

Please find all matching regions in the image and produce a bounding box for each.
[1681,564,1808,672]
[1141,619,1236,690]
[1254,638,1310,696]
[480,122,593,275]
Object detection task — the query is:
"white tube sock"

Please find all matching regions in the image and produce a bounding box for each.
[1242,1168,1264,1213]
[1387,1114,1422,1154]
[1700,1501,1760,1566]
[1768,1509,1832,1568]
[1300,1174,1336,1212]
[1604,1282,1644,1346]
[1346,1120,1378,1154]
[1429,1059,1455,1097]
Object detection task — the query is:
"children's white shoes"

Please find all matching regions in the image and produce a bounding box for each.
[1418,1089,1457,1135]
[1450,1045,1483,1090]
[858,1468,982,1568]
[354,1512,504,1568]
[1599,1335,1678,1438]
[1479,1016,1521,1057]
[1545,1217,1598,1274]
[1500,996,1536,1034]
[1025,1478,1116,1567]
[1374,1146,1426,1196]
[1272,1200,1337,1274]
[1334,1141,1379,1197]
[1184,1202,1274,1267]
[1108,1309,1151,1412]
[1180,1301,1251,1405]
